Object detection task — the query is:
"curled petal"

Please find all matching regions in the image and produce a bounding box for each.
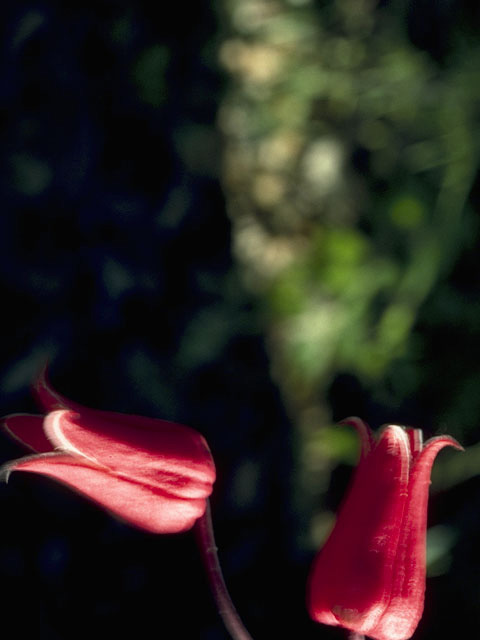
[43,410,215,497]
[339,417,376,458]
[7,453,208,533]
[308,426,411,636]
[373,435,463,640]
[307,419,462,640]
[2,371,216,534]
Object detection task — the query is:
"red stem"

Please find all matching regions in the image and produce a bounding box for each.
[194,500,254,640]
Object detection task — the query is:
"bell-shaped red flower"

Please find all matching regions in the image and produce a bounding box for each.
[1,371,216,534]
[307,418,462,640]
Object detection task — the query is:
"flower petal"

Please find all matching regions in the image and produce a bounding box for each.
[34,371,216,491]
[339,417,376,458]
[308,425,411,637]
[373,435,463,640]
[405,427,423,462]
[2,414,54,453]
[7,453,208,533]
[43,410,215,499]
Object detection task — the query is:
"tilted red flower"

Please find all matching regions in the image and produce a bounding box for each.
[1,371,216,534]
[307,418,462,640]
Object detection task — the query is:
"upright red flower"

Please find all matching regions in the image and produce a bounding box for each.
[307,418,462,640]
[1,371,215,534]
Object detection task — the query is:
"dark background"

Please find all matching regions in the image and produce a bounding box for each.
[0,1,479,639]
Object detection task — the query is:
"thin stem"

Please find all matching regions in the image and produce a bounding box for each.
[194,500,254,640]
[348,633,365,640]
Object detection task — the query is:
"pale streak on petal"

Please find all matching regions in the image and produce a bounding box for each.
[44,410,110,469]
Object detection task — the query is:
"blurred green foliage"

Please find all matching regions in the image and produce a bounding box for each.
[218,0,480,553]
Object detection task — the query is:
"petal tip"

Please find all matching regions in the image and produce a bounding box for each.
[424,434,464,452]
[339,416,375,455]
[338,416,367,428]
[0,462,13,483]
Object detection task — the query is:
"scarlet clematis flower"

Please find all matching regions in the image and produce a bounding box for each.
[1,371,215,534]
[307,418,462,640]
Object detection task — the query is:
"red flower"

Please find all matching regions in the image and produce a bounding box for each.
[1,371,215,534]
[307,418,462,640]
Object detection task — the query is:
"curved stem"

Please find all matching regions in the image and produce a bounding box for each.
[349,633,365,640]
[194,500,254,640]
